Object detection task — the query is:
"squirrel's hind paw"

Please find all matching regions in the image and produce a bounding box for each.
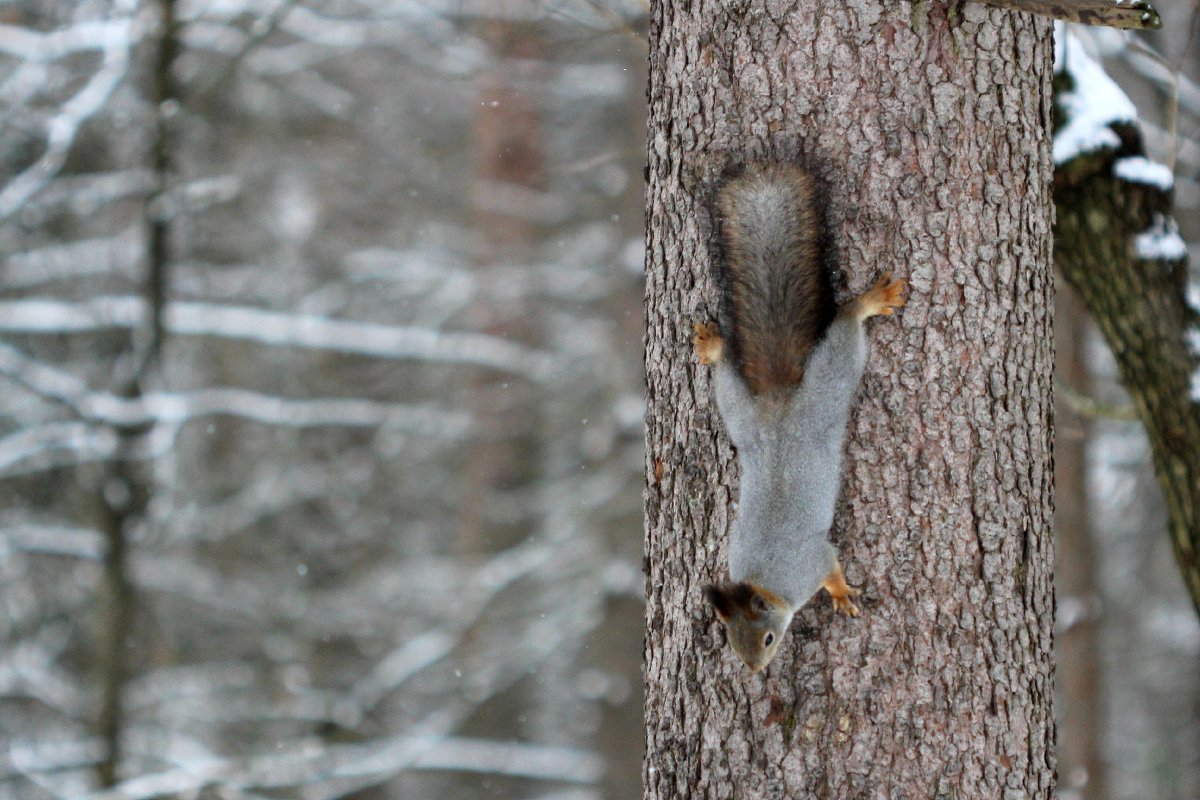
[693,322,725,365]
[856,273,907,320]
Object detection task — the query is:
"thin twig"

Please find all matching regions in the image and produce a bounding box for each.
[1055,379,1138,421]
[975,0,1162,29]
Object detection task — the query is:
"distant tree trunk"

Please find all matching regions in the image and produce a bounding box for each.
[1052,102,1200,615]
[95,0,178,786]
[95,426,149,789]
[642,4,1056,798]
[457,15,545,554]
[1054,285,1107,800]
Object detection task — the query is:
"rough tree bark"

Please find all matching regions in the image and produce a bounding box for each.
[643,3,1056,798]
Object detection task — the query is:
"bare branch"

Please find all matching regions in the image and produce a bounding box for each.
[1056,379,1138,421]
[973,0,1162,28]
[196,0,302,96]
[351,631,457,709]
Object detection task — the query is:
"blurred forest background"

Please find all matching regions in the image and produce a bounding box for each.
[0,1,1196,800]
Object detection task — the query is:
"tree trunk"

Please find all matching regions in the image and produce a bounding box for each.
[1052,103,1200,615]
[1054,284,1106,800]
[643,4,1056,798]
[96,0,179,786]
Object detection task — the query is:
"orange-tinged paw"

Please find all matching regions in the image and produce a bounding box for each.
[822,564,862,618]
[830,588,862,617]
[857,272,907,320]
[693,322,725,365]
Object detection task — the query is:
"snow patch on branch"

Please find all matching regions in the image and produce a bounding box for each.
[0,422,118,476]
[1132,214,1188,262]
[0,14,135,219]
[1053,29,1137,164]
[0,525,103,560]
[1113,156,1174,190]
[1186,329,1200,402]
[1186,282,1200,316]
[1187,283,1200,402]
[0,297,558,380]
[77,734,603,800]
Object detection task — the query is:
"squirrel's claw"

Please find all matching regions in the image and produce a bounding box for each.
[822,566,862,618]
[831,595,861,617]
[831,585,861,617]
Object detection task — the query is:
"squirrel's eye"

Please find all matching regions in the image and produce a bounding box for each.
[764,632,775,647]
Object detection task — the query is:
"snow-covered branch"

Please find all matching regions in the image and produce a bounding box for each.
[0,524,104,560]
[0,13,137,220]
[0,297,559,380]
[0,342,92,417]
[1054,25,1200,613]
[0,340,474,474]
[1054,28,1137,164]
[0,625,90,719]
[2,229,143,289]
[74,734,601,800]
[0,19,132,61]
[0,422,118,476]
[98,388,473,435]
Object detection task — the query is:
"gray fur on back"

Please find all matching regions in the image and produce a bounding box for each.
[717,313,868,609]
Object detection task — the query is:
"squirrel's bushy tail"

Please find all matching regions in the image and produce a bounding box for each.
[717,164,833,396]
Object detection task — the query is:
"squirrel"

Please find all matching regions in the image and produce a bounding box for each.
[694,164,906,672]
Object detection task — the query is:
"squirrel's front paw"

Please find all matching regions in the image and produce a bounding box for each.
[822,565,862,618]
[693,322,725,365]
[830,588,861,618]
[857,272,907,320]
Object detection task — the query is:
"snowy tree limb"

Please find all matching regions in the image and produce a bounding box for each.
[1054,31,1200,614]
[0,298,559,380]
[0,14,136,220]
[67,735,602,800]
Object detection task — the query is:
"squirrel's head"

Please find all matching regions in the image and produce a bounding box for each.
[703,582,793,672]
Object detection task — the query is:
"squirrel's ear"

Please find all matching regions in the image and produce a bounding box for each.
[751,593,772,615]
[703,584,734,621]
